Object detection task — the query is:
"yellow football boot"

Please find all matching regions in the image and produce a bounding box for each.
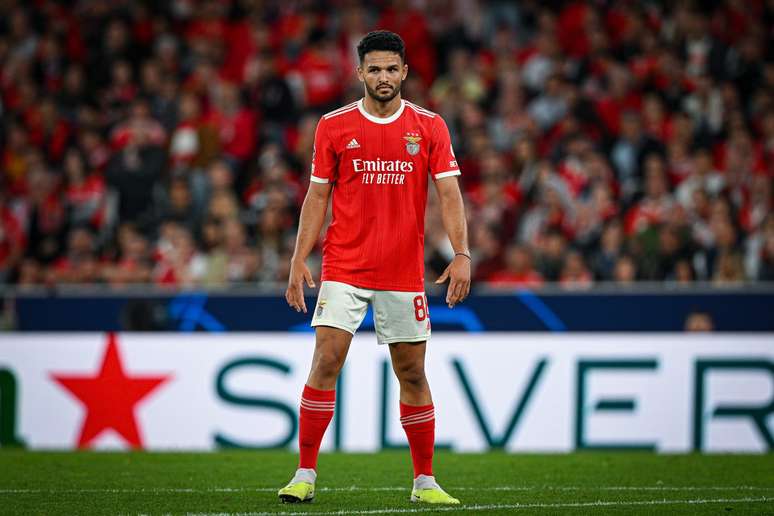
[277,481,314,503]
[278,468,317,503]
[410,475,460,504]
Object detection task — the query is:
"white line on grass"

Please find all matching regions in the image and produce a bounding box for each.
[1,485,774,494]
[456,486,774,492]
[185,496,774,515]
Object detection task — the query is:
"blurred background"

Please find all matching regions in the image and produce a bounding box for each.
[0,0,772,332]
[0,1,772,332]
[0,0,772,294]
[0,0,772,455]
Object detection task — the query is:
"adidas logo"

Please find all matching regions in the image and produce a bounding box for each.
[346,138,360,149]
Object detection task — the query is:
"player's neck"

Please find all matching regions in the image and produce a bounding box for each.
[362,94,403,119]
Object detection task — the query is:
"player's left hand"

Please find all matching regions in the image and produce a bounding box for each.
[435,254,471,308]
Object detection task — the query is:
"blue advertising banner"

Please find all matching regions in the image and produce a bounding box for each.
[8,288,774,332]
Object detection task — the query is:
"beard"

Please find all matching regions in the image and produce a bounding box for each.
[365,80,402,103]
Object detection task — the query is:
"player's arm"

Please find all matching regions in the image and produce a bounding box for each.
[287,115,336,313]
[286,181,332,313]
[434,176,471,308]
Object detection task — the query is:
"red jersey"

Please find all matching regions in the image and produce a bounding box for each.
[311,98,460,291]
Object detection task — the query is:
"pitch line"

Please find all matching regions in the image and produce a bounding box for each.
[187,497,774,515]
[1,485,774,494]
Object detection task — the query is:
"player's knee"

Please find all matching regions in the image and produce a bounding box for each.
[311,351,345,380]
[395,362,427,389]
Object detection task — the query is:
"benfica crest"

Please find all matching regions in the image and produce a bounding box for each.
[403,132,422,156]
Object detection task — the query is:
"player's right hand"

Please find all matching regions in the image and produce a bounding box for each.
[286,258,316,313]
[435,253,471,308]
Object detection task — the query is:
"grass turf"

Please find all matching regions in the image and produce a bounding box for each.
[0,451,772,515]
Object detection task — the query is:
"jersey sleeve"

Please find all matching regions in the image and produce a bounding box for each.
[429,115,461,181]
[310,117,337,184]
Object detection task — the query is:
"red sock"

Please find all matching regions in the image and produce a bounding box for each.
[400,402,435,477]
[298,385,335,470]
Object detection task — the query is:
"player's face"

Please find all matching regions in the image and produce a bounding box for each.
[358,51,407,103]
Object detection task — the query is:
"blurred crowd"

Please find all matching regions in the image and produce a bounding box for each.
[0,0,773,290]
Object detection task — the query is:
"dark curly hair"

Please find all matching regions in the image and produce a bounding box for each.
[357,30,405,64]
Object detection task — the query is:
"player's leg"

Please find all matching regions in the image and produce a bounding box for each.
[279,281,369,503]
[376,291,459,505]
[388,342,457,504]
[388,341,434,475]
[279,326,351,503]
[300,326,352,468]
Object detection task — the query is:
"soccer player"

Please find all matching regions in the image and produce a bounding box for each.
[279,30,470,505]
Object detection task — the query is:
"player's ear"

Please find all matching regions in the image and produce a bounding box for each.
[356,65,364,83]
[402,63,408,81]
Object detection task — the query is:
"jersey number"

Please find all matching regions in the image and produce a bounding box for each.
[413,295,429,321]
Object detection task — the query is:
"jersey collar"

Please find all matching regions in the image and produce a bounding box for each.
[357,98,405,124]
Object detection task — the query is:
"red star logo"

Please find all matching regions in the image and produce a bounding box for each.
[51,333,171,449]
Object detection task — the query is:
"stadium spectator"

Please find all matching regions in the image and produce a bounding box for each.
[466,149,520,240]
[169,91,219,170]
[470,223,503,283]
[209,80,258,167]
[610,110,664,205]
[152,222,206,286]
[23,166,68,265]
[49,226,100,284]
[157,176,203,236]
[203,217,259,285]
[613,255,638,285]
[0,190,26,283]
[487,76,532,152]
[559,250,593,290]
[103,223,152,287]
[244,50,298,137]
[518,174,574,247]
[528,74,568,131]
[713,250,745,285]
[16,258,42,288]
[757,228,774,282]
[684,311,715,332]
[487,244,543,288]
[62,148,108,232]
[105,123,166,234]
[625,154,675,235]
[536,229,568,282]
[672,259,696,285]
[675,148,724,209]
[591,220,624,281]
[290,30,346,111]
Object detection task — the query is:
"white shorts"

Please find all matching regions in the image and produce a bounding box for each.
[311,281,431,345]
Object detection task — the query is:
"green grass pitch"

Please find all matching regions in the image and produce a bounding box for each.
[0,450,772,514]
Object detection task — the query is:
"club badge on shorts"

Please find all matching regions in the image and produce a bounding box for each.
[403,132,422,156]
[316,299,326,317]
